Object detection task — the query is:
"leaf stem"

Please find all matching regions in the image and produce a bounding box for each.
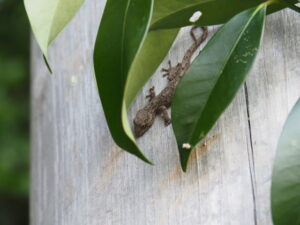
[284,2,300,13]
[264,0,280,7]
[265,0,300,13]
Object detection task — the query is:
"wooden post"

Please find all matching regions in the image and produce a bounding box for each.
[30,0,300,224]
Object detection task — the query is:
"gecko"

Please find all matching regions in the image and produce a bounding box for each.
[133,26,208,137]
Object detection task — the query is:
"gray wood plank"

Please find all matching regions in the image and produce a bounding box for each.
[245,9,300,225]
[30,0,299,224]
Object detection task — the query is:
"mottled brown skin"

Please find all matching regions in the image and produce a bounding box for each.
[134,26,208,137]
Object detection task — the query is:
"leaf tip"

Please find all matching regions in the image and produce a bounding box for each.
[179,146,192,172]
[135,149,154,165]
[43,55,53,74]
[142,154,154,165]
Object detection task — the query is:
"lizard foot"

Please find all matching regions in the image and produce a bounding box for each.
[158,106,171,126]
[161,60,182,81]
[146,86,156,101]
[161,60,172,80]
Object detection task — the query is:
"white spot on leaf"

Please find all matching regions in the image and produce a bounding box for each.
[182,143,192,150]
[189,11,202,23]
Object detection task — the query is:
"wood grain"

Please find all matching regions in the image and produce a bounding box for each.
[30,1,300,224]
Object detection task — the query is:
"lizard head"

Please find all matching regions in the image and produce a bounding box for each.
[133,108,155,137]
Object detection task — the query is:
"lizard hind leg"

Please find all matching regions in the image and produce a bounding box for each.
[161,60,173,80]
[158,105,171,126]
[161,60,172,73]
[146,86,156,102]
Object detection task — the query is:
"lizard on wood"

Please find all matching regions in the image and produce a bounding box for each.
[133,26,208,137]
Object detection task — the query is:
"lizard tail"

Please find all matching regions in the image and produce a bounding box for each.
[190,26,208,49]
[181,26,208,73]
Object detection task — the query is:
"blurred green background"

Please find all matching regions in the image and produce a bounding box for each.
[0,0,30,224]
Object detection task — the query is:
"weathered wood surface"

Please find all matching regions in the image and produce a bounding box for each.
[30,0,300,224]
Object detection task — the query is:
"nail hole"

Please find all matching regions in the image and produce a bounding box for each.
[70,76,78,85]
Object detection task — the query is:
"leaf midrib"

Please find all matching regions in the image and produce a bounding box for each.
[120,0,132,82]
[47,0,61,48]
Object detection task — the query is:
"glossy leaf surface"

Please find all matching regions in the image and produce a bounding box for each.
[271,98,300,225]
[24,0,84,58]
[125,28,179,106]
[151,0,294,30]
[94,0,153,163]
[172,6,266,171]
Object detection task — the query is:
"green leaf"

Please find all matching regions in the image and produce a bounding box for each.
[125,28,179,106]
[271,98,300,225]
[150,0,295,30]
[278,0,300,13]
[172,5,266,171]
[94,0,154,163]
[24,0,85,58]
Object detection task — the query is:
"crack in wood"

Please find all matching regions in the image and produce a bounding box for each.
[244,82,258,225]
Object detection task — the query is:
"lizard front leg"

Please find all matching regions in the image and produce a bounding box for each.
[146,86,156,102]
[158,105,171,126]
[161,60,182,81]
